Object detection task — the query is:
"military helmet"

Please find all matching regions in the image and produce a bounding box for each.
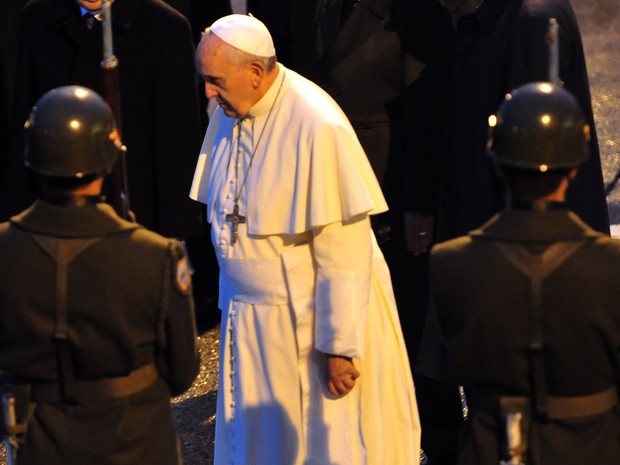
[487,82,590,172]
[24,85,123,178]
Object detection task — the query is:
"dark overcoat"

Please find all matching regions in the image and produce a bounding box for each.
[316,0,454,217]
[314,0,455,347]
[242,0,319,80]
[5,0,203,238]
[0,199,199,465]
[0,0,29,192]
[437,0,609,240]
[423,206,620,465]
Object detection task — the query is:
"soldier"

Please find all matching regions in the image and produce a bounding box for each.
[0,86,199,465]
[418,82,620,465]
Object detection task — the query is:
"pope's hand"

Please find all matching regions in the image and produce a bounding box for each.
[325,354,360,397]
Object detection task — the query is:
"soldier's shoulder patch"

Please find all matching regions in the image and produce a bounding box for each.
[174,256,192,295]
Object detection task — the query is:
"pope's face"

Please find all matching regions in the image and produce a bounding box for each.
[196,34,257,119]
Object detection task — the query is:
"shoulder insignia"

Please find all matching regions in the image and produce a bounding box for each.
[175,256,192,295]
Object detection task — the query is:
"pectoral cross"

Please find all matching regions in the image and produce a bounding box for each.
[225,204,246,245]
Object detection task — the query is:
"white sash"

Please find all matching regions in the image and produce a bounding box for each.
[217,243,316,308]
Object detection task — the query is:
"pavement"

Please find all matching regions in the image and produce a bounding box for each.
[2,1,619,464]
[572,1,620,231]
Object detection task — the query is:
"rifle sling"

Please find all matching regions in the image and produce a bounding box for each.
[27,234,158,404]
[493,240,587,421]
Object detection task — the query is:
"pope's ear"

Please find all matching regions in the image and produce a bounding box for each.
[249,60,265,87]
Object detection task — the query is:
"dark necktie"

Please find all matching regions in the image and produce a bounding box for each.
[83,12,96,30]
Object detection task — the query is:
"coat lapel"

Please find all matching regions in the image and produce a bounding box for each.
[49,0,140,50]
[110,0,141,32]
[49,0,87,48]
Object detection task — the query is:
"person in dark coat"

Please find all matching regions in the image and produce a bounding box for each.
[314,3,459,463]
[159,0,232,123]
[0,0,28,202]
[419,82,620,465]
[3,0,203,240]
[436,0,609,241]
[164,0,234,331]
[244,0,320,79]
[314,0,455,360]
[0,86,199,465]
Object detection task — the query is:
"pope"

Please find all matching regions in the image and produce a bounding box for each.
[190,13,421,465]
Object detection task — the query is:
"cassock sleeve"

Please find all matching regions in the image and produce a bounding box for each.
[311,215,372,360]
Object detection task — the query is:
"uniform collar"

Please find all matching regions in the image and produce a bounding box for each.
[10,200,140,238]
[470,206,604,242]
[42,193,105,207]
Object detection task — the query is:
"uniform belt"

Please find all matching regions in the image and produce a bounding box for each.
[473,386,618,420]
[28,363,159,403]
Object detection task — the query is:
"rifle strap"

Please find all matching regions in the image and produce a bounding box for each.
[26,233,159,403]
[493,239,587,421]
[29,234,101,403]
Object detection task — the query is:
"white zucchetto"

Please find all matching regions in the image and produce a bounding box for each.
[210,14,276,58]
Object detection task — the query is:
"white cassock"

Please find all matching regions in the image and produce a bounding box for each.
[190,64,420,465]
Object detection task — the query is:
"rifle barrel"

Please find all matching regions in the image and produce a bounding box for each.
[547,18,560,85]
[100,0,131,220]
